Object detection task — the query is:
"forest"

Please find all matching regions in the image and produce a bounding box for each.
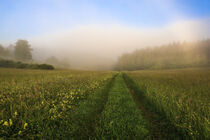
[115,39,210,70]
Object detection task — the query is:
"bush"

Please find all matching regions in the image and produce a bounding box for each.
[0,59,54,70]
[36,64,54,70]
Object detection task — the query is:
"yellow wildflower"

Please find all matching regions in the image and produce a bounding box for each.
[9,119,13,126]
[14,111,18,116]
[18,130,22,135]
[23,123,28,129]
[3,121,9,126]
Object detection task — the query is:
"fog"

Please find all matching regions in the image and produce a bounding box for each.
[1,0,210,70]
[29,18,210,69]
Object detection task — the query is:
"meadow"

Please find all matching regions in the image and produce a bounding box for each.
[0,68,115,138]
[125,68,210,139]
[0,68,209,139]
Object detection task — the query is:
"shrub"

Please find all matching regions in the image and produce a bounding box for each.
[0,59,54,70]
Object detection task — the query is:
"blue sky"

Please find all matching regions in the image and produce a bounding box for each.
[0,0,210,42]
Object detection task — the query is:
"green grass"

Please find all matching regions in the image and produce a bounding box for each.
[0,68,209,139]
[0,68,115,138]
[125,68,210,139]
[95,73,149,139]
[64,74,116,139]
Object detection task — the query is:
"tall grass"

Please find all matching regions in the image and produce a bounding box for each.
[0,68,115,138]
[126,68,210,139]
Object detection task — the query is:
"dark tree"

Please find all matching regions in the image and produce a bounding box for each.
[14,40,32,61]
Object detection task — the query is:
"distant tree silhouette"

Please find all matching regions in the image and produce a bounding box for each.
[45,56,70,68]
[14,40,32,61]
[115,39,210,70]
[0,44,11,58]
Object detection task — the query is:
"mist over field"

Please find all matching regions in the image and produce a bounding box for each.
[1,1,210,139]
[0,0,210,70]
[31,19,210,69]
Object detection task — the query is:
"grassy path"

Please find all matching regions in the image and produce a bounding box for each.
[69,73,149,139]
[123,73,183,139]
[95,73,148,139]
[63,75,117,139]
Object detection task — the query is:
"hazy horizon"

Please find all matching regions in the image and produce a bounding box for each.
[1,0,210,69]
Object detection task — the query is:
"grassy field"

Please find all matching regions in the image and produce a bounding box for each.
[0,68,209,139]
[0,68,115,138]
[125,68,210,139]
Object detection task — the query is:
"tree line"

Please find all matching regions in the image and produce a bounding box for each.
[115,39,210,70]
[0,40,32,61]
[0,39,71,69]
[0,40,54,70]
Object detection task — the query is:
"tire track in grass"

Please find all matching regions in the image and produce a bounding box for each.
[95,73,149,139]
[60,74,117,139]
[123,73,183,139]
